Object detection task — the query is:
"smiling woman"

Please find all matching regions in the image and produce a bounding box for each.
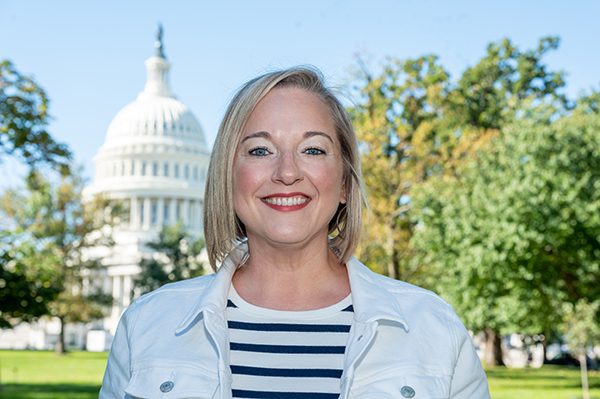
[99,66,491,399]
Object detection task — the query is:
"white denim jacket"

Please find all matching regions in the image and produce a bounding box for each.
[100,244,490,399]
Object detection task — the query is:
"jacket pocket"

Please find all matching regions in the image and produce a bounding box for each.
[349,370,450,399]
[124,366,219,399]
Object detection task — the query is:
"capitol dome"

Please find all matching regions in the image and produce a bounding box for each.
[90,39,210,196]
[87,32,210,232]
[102,53,207,150]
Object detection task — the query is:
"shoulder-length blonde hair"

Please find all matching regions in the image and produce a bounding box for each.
[204,66,366,270]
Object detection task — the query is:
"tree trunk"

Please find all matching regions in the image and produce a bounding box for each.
[542,335,548,363]
[483,327,505,367]
[55,316,66,355]
[579,353,590,399]
[385,226,397,280]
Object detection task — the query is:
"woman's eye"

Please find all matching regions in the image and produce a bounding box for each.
[304,147,325,156]
[249,147,269,156]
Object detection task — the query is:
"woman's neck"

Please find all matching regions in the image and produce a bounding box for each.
[231,237,350,311]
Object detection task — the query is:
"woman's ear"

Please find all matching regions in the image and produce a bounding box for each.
[340,180,347,204]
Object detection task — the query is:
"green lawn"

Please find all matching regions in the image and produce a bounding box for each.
[0,350,107,399]
[0,350,598,398]
[486,365,600,399]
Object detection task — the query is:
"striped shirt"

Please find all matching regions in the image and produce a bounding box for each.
[227,284,354,399]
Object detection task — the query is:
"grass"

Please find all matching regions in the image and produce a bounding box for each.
[0,350,107,399]
[486,365,600,399]
[0,350,599,398]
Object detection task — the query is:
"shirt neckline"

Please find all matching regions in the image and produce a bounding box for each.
[228,283,352,320]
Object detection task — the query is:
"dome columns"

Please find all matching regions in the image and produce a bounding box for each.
[125,195,203,232]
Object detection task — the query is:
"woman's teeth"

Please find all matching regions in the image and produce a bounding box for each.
[264,197,308,206]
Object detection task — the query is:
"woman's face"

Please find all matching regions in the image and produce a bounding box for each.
[233,88,345,248]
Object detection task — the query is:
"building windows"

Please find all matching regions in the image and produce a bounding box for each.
[176,201,180,221]
[164,201,169,224]
[142,162,147,176]
[153,162,158,176]
[140,203,144,224]
[184,165,189,179]
[174,164,179,178]
[163,163,169,177]
[131,161,135,176]
[151,202,157,225]
[193,166,198,181]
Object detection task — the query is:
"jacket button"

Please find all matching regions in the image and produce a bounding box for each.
[401,385,415,398]
[160,381,174,393]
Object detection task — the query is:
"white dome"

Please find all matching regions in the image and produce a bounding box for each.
[103,95,206,149]
[101,55,207,152]
[87,46,211,208]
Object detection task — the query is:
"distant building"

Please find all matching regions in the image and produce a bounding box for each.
[84,31,211,341]
[0,31,210,351]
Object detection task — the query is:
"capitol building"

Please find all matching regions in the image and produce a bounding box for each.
[0,32,211,351]
[84,33,211,340]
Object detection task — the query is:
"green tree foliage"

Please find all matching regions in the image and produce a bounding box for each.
[410,107,600,365]
[0,237,61,326]
[450,37,568,130]
[0,171,124,353]
[134,222,205,296]
[0,60,71,175]
[349,37,567,283]
[562,299,600,399]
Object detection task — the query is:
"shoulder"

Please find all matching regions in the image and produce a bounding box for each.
[349,257,452,308]
[373,268,449,303]
[348,257,463,333]
[121,274,216,327]
[134,273,216,304]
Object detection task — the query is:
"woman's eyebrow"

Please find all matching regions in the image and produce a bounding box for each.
[241,131,271,143]
[304,131,333,143]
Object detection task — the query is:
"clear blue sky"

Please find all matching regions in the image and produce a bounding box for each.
[1,0,599,186]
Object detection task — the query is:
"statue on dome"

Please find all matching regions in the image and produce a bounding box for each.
[155,23,165,58]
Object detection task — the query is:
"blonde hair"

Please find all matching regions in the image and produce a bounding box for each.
[204,66,366,270]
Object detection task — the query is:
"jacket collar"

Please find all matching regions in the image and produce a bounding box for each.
[175,242,409,334]
[345,256,409,331]
[175,243,248,334]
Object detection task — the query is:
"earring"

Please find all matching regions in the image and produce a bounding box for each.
[334,203,347,239]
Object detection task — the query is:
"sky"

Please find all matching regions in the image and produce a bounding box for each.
[1,0,599,187]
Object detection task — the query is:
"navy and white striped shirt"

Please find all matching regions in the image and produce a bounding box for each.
[227,285,354,399]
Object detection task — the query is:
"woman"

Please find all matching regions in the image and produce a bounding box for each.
[100,67,490,399]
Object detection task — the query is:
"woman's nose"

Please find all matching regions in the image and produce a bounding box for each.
[272,153,303,185]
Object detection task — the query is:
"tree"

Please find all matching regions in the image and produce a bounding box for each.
[0,237,61,327]
[348,37,568,283]
[0,170,124,353]
[0,60,71,176]
[134,222,205,296]
[562,299,600,399]
[410,107,600,366]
